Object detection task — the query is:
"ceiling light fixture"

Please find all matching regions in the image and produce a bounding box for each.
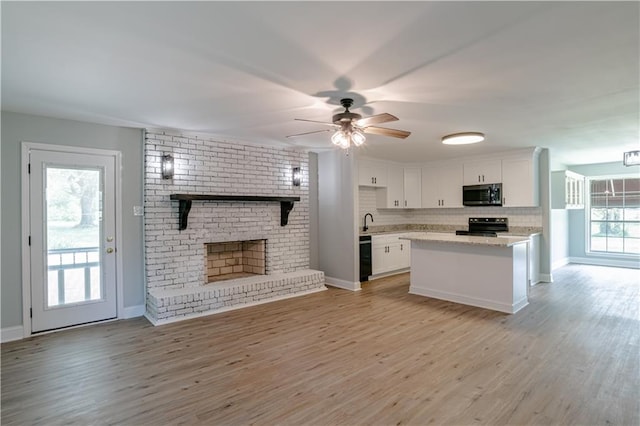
[442,132,485,145]
[331,124,366,149]
[623,150,640,166]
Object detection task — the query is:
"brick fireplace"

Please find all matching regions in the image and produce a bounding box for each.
[143,130,325,325]
[205,239,266,283]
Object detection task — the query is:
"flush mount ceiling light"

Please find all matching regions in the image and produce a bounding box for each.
[442,132,485,145]
[623,150,640,166]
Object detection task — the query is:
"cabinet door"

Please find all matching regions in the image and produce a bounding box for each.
[386,242,403,272]
[372,243,388,275]
[422,164,463,208]
[403,168,422,208]
[359,159,387,187]
[440,164,463,207]
[502,158,536,207]
[463,160,502,185]
[378,165,404,208]
[421,166,441,207]
[398,240,411,269]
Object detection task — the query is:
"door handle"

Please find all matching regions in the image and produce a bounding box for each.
[106,247,114,254]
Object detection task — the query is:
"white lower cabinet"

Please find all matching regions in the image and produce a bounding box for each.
[372,234,411,275]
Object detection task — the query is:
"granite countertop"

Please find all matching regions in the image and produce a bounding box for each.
[400,232,530,247]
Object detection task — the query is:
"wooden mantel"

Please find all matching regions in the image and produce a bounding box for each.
[169,194,301,230]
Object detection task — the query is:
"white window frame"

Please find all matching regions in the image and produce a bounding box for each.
[585,174,640,258]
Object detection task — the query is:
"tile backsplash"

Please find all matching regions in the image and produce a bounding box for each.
[358,186,542,229]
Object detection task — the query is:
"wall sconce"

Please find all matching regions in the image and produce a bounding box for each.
[292,166,301,186]
[623,150,640,166]
[161,154,174,179]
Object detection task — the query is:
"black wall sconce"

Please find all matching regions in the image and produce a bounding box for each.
[161,154,174,179]
[292,166,301,186]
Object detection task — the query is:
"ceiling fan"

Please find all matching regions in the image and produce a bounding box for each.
[286,98,411,149]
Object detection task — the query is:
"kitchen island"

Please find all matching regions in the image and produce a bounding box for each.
[400,233,530,314]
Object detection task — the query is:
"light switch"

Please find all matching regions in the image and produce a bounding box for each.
[133,206,144,216]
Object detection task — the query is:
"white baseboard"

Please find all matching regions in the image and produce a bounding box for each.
[1,326,25,343]
[122,304,146,319]
[147,287,327,326]
[552,257,570,271]
[370,268,410,281]
[324,276,361,291]
[409,286,528,314]
[539,273,553,283]
[569,256,640,269]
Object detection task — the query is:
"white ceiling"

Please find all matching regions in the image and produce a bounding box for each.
[2,1,638,166]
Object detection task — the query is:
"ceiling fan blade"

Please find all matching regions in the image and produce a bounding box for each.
[355,113,398,128]
[294,118,336,127]
[363,126,411,139]
[286,129,332,138]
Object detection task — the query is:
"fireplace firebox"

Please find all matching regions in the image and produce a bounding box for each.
[205,239,266,283]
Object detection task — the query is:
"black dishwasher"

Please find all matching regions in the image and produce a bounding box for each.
[359,235,372,282]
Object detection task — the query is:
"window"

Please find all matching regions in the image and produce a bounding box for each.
[588,176,640,255]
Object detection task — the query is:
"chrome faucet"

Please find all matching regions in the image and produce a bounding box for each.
[363,213,374,232]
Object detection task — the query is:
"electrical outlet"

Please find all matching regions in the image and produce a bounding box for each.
[133,206,144,216]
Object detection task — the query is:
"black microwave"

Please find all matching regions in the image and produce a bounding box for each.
[462,183,502,206]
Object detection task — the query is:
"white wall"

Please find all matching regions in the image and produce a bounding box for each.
[318,150,358,289]
[551,209,570,269]
[309,152,319,270]
[1,111,145,329]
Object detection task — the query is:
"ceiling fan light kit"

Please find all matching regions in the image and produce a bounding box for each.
[288,98,411,149]
[442,132,485,145]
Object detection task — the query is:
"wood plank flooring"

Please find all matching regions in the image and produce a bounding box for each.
[2,264,638,425]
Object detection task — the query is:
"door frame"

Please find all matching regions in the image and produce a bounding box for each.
[21,142,124,337]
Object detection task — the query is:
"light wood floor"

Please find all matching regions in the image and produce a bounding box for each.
[2,264,638,425]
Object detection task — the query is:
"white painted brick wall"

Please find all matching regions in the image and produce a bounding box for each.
[144,130,310,291]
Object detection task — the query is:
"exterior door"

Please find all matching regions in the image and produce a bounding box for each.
[28,147,117,332]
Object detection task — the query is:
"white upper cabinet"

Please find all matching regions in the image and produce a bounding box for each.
[358,158,388,187]
[501,154,539,207]
[377,165,421,209]
[551,170,585,209]
[463,159,502,185]
[379,165,404,208]
[421,163,463,208]
[403,168,422,208]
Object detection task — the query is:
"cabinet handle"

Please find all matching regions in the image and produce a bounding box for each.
[442,199,444,206]
[401,244,403,250]
[404,200,407,207]
[482,174,485,182]
[374,177,377,184]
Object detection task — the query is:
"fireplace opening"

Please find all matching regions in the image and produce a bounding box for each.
[205,239,266,283]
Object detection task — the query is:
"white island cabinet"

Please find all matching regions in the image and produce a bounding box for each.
[401,233,530,314]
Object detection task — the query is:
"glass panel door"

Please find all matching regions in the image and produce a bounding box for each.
[29,147,117,332]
